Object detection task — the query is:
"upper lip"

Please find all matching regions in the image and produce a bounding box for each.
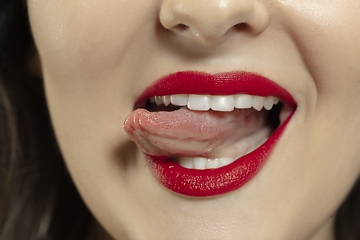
[135,71,297,109]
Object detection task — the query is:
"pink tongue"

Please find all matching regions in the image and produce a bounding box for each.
[124,107,267,157]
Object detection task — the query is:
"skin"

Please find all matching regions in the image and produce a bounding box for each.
[27,0,360,239]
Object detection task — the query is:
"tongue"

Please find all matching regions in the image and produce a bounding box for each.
[124,107,268,158]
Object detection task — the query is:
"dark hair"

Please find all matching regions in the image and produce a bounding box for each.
[0,0,359,240]
[0,0,93,239]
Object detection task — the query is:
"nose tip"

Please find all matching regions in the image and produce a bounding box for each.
[159,0,270,43]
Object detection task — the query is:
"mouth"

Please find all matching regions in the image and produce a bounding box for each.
[124,71,296,197]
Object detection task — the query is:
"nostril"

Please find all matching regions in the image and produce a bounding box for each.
[174,23,189,31]
[234,22,249,31]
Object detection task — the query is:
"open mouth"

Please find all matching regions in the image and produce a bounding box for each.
[124,71,296,197]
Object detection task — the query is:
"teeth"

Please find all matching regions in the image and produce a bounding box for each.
[206,158,220,169]
[273,97,280,105]
[234,94,252,109]
[162,95,171,106]
[177,135,270,170]
[188,94,211,111]
[178,156,236,170]
[252,96,265,111]
[264,96,274,110]
[219,157,234,167]
[150,94,280,112]
[177,157,194,169]
[211,95,235,112]
[192,157,207,169]
[170,94,188,106]
[154,96,163,106]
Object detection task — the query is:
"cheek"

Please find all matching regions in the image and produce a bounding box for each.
[27,0,159,155]
[27,1,158,235]
[277,0,360,143]
[278,1,360,76]
[28,0,156,101]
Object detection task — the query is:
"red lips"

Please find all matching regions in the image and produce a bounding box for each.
[136,71,296,109]
[125,71,296,197]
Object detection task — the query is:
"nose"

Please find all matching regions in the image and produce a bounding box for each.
[159,0,270,43]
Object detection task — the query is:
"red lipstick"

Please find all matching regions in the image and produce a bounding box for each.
[126,71,296,197]
[136,71,296,109]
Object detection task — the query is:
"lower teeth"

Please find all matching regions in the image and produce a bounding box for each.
[176,137,268,170]
[177,157,235,170]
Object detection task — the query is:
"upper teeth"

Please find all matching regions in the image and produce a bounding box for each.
[150,94,280,112]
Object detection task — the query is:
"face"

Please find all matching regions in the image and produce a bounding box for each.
[28,0,360,239]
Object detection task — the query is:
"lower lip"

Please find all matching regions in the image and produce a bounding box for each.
[146,113,293,197]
